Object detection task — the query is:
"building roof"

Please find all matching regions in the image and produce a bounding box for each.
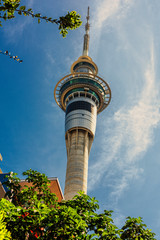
[0,173,10,199]
[0,173,10,192]
[19,177,64,202]
[0,173,64,202]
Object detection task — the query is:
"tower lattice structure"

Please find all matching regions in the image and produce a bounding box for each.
[54,7,111,200]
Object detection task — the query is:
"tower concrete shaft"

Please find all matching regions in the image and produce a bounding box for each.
[54,7,111,200]
[64,130,93,200]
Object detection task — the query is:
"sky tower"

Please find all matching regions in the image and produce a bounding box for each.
[54,7,111,200]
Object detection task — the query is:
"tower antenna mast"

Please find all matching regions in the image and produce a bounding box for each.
[83,6,90,56]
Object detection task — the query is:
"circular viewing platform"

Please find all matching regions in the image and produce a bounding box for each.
[54,72,111,114]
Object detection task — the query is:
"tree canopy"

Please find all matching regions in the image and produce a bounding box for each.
[0,169,157,239]
[0,0,82,62]
[0,0,82,37]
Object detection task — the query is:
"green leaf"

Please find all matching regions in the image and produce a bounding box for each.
[18,10,22,15]
[19,6,26,11]
[35,13,40,17]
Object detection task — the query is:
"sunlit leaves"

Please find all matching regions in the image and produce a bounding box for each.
[0,50,23,62]
[1,169,156,239]
[121,217,156,240]
[0,1,82,62]
[0,0,82,37]
[0,211,11,240]
[58,11,82,37]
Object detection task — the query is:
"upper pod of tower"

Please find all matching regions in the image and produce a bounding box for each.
[54,7,111,136]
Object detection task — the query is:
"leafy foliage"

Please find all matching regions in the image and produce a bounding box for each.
[5,169,58,207]
[0,0,82,62]
[0,211,11,240]
[0,169,157,239]
[0,0,82,37]
[121,216,156,240]
[0,50,23,62]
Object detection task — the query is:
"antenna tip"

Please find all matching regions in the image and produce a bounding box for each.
[86,6,90,21]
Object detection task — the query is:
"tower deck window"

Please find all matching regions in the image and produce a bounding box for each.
[60,77,105,95]
[66,101,95,115]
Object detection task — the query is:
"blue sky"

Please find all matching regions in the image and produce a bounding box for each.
[1,0,160,237]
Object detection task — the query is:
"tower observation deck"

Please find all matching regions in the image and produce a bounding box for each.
[54,7,111,200]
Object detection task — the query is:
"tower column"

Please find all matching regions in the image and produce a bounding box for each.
[54,7,111,200]
[64,129,93,200]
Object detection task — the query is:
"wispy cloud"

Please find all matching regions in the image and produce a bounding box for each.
[93,0,134,29]
[3,0,34,41]
[91,0,134,59]
[89,38,160,202]
[95,0,120,29]
[4,19,31,41]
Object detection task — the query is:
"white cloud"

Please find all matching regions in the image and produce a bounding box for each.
[94,0,134,29]
[4,19,32,40]
[89,38,160,202]
[95,0,120,29]
[91,0,134,61]
[46,52,55,65]
[3,0,34,41]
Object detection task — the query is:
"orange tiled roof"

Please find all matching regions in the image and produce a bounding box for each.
[19,177,64,202]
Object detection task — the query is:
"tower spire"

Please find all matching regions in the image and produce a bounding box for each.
[83,7,90,56]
